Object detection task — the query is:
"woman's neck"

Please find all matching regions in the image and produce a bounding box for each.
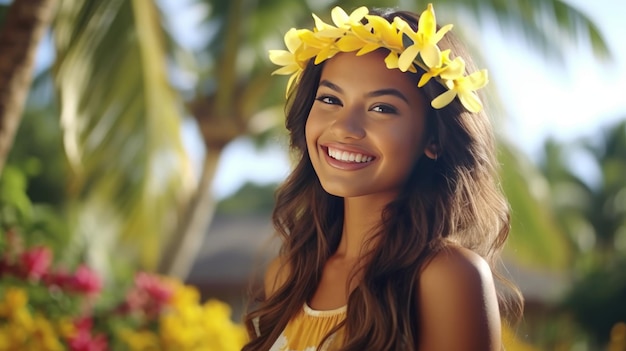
[335,194,394,259]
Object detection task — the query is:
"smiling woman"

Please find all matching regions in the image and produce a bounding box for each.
[306,50,432,201]
[242,4,522,351]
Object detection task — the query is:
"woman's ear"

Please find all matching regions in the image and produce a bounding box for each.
[424,141,439,160]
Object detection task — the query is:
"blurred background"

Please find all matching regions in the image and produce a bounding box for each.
[0,0,625,350]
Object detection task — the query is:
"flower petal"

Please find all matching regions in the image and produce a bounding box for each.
[431,89,457,109]
[420,44,441,68]
[439,57,465,80]
[466,69,489,90]
[357,43,381,56]
[272,65,299,76]
[398,44,420,72]
[284,28,302,52]
[458,91,483,112]
[268,50,294,65]
[433,24,453,43]
[418,72,435,87]
[418,3,437,37]
[331,6,350,27]
[336,34,365,52]
[393,17,414,38]
[348,6,369,23]
[313,13,333,31]
[384,51,400,69]
[315,46,337,64]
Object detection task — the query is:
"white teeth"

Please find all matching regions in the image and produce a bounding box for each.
[327,147,373,163]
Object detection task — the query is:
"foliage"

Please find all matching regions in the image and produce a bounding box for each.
[52,0,193,270]
[535,118,626,348]
[562,256,626,346]
[0,230,246,351]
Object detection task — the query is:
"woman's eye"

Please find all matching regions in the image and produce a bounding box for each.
[371,104,397,114]
[315,95,341,105]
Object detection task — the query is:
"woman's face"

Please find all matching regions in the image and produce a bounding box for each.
[305,50,433,200]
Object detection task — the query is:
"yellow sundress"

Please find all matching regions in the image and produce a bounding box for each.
[267,303,346,351]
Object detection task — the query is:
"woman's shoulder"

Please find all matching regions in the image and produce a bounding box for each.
[421,245,493,285]
[264,256,291,298]
[417,245,502,350]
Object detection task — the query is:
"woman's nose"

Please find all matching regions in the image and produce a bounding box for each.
[329,106,365,140]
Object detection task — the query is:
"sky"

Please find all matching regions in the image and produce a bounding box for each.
[195,0,626,199]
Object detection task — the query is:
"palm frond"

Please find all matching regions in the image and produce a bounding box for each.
[52,0,193,270]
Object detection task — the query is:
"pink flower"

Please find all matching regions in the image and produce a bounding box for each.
[135,272,174,305]
[70,265,102,295]
[119,272,174,317]
[67,318,108,351]
[20,246,52,280]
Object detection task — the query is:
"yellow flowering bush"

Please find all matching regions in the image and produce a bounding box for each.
[118,280,246,351]
[0,229,246,351]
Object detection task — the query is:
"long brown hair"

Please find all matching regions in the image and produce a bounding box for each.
[243,8,523,351]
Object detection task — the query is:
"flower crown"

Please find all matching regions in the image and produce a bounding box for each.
[269,3,488,113]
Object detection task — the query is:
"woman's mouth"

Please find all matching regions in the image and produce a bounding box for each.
[326,146,374,163]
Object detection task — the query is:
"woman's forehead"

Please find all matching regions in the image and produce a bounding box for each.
[318,51,424,100]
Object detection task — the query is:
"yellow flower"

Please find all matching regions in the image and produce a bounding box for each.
[268,27,315,97]
[56,317,76,339]
[350,15,403,57]
[269,28,305,75]
[312,6,367,37]
[299,29,339,65]
[308,7,368,64]
[331,6,368,29]
[32,315,64,351]
[199,299,247,351]
[432,65,489,113]
[417,50,464,87]
[0,287,28,317]
[119,328,160,351]
[394,4,453,72]
[267,3,488,112]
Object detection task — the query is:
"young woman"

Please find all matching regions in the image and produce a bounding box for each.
[243,4,523,351]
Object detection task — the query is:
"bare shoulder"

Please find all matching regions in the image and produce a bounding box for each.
[264,256,291,299]
[418,245,501,351]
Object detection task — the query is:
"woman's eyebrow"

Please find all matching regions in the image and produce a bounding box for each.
[319,79,343,93]
[366,89,409,104]
[319,79,410,104]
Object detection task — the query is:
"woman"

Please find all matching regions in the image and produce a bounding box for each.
[243,4,523,350]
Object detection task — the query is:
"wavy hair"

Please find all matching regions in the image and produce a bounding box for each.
[243,8,523,351]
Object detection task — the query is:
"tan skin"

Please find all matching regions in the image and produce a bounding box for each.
[265,51,502,350]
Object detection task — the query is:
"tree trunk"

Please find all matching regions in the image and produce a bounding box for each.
[157,149,222,278]
[0,0,57,175]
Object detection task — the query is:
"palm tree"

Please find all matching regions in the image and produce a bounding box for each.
[540,120,626,268]
[0,0,57,175]
[538,119,626,347]
[0,0,611,279]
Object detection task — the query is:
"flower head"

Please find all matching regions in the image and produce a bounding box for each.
[433,67,489,112]
[20,246,53,280]
[69,265,102,295]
